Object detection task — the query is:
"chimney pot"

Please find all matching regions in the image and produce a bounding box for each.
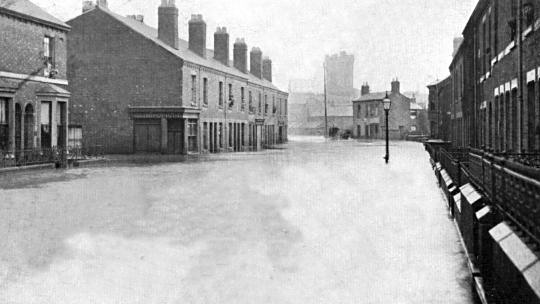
[82,0,94,13]
[233,38,248,73]
[214,26,229,66]
[158,1,179,49]
[189,14,207,57]
[262,56,272,82]
[250,47,263,79]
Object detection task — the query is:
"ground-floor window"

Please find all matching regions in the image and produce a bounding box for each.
[41,101,52,148]
[0,98,8,151]
[203,122,208,151]
[68,126,83,148]
[188,119,198,152]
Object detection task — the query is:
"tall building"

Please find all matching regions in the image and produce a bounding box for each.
[325,51,355,97]
[67,0,288,154]
[0,0,71,156]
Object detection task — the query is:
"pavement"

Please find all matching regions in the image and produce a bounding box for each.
[0,137,475,304]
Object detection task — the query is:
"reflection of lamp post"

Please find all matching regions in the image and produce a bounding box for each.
[383,92,392,164]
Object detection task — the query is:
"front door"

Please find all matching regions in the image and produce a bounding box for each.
[167,119,183,154]
[134,119,161,153]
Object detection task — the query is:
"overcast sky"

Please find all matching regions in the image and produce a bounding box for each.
[34,0,477,94]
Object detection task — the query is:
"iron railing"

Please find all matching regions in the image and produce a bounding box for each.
[0,145,105,169]
[425,143,540,249]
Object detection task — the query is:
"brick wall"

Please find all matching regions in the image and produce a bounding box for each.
[67,9,183,154]
[0,13,68,79]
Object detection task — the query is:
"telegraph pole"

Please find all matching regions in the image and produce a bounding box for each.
[323,62,328,138]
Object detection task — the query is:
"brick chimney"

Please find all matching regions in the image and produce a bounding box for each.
[233,38,247,73]
[189,14,206,58]
[361,82,370,96]
[158,0,179,49]
[96,0,107,8]
[82,1,94,13]
[214,27,229,66]
[250,47,262,79]
[391,78,400,94]
[262,57,272,82]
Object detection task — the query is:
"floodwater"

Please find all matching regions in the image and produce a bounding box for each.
[0,137,474,303]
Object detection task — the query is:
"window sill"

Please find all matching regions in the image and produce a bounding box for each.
[523,26,533,39]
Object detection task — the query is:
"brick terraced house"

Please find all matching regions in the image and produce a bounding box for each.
[449,0,540,153]
[352,80,413,140]
[0,0,70,157]
[67,0,288,154]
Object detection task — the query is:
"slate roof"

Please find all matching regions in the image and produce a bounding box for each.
[353,92,389,102]
[36,83,70,95]
[0,0,69,29]
[91,6,283,92]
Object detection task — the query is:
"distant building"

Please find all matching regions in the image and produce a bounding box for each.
[67,0,287,154]
[427,76,452,141]
[325,51,355,97]
[352,79,413,140]
[0,0,71,156]
[288,51,357,135]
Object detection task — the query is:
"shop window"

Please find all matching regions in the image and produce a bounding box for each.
[187,120,198,152]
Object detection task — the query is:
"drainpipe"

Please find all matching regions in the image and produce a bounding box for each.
[517,0,524,152]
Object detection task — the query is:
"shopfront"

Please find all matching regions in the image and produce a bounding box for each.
[129,107,200,155]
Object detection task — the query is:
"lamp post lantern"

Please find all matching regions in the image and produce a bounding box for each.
[382,92,392,164]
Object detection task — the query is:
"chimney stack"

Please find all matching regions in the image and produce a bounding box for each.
[96,0,107,8]
[189,14,207,58]
[233,38,247,73]
[361,82,370,96]
[391,78,400,94]
[262,57,272,82]
[250,47,262,79]
[82,1,94,13]
[214,27,229,66]
[158,0,179,49]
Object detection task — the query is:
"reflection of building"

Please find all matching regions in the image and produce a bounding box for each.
[67,0,287,154]
[0,0,71,156]
[288,52,357,135]
[352,79,413,140]
[427,76,451,141]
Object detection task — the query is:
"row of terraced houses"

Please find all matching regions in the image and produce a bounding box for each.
[426,1,540,303]
[1,0,288,161]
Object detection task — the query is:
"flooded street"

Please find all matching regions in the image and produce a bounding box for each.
[0,138,474,303]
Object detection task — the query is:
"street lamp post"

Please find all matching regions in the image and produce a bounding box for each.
[383,92,392,164]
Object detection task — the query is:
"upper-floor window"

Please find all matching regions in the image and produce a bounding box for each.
[249,91,253,113]
[272,96,276,114]
[258,93,262,114]
[191,75,197,106]
[357,105,362,118]
[264,95,269,115]
[228,83,234,109]
[241,87,245,112]
[43,36,56,77]
[203,77,208,107]
[219,81,224,108]
[524,3,535,28]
